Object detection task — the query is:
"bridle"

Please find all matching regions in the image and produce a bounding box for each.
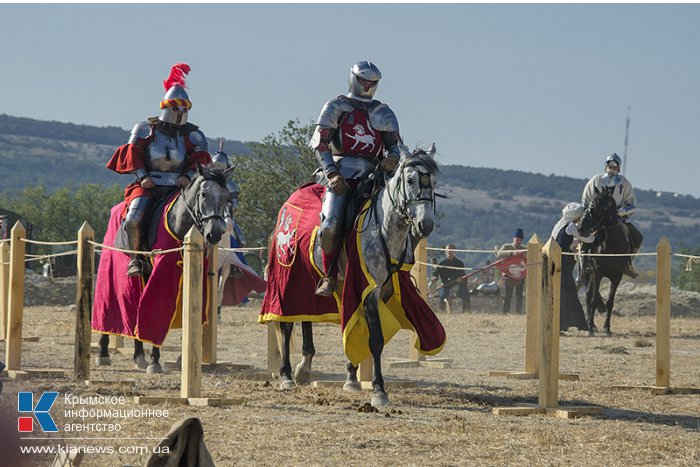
[371,157,436,284]
[181,176,226,233]
[581,192,622,241]
[385,159,436,227]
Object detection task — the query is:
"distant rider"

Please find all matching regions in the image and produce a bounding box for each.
[581,153,643,277]
[309,60,403,296]
[106,63,212,276]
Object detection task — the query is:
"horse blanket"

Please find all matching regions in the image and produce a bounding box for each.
[219,235,267,306]
[259,183,446,365]
[92,193,209,347]
[342,203,446,365]
[259,183,341,323]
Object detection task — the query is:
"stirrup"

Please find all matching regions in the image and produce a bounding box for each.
[315,277,336,297]
[127,257,143,277]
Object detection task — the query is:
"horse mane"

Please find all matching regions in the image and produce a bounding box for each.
[196,165,229,188]
[404,148,440,176]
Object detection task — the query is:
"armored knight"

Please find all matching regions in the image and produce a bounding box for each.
[209,142,246,246]
[581,153,643,277]
[106,63,212,276]
[309,60,403,296]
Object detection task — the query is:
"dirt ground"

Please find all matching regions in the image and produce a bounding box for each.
[1,279,699,467]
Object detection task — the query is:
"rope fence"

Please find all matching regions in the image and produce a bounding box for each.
[20,238,78,246]
[87,240,184,256]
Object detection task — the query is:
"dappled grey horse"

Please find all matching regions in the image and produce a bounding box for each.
[98,164,233,373]
[279,144,440,407]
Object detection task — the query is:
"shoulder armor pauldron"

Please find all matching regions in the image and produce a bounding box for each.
[317,96,354,128]
[128,121,153,144]
[369,103,399,132]
[188,128,208,152]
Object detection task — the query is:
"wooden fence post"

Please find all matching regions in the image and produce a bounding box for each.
[181,227,203,399]
[655,236,671,389]
[5,221,26,371]
[202,245,218,364]
[539,239,561,409]
[409,238,428,362]
[0,241,9,340]
[74,222,94,381]
[524,234,542,375]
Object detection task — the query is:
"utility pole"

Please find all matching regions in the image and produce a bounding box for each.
[623,106,631,176]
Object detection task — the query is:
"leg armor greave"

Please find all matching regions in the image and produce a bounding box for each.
[124,196,153,253]
[318,189,349,254]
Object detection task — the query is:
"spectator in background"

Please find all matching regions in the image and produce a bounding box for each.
[432,244,470,312]
[496,228,526,314]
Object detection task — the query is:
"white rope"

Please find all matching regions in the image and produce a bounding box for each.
[0,238,9,244]
[26,250,77,260]
[218,246,267,253]
[561,251,657,257]
[20,238,78,246]
[673,253,700,260]
[426,246,527,254]
[88,240,184,256]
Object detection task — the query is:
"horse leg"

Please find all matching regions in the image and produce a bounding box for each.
[343,362,362,392]
[96,334,112,366]
[585,274,602,336]
[604,277,621,336]
[293,321,315,385]
[364,289,389,408]
[133,340,149,370]
[217,263,231,323]
[279,322,295,390]
[147,346,163,374]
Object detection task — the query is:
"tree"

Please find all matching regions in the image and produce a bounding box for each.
[232,120,317,246]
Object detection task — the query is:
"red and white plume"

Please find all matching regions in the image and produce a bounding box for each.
[162,63,191,91]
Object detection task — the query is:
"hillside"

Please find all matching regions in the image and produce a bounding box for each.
[2,114,700,264]
[0,114,250,191]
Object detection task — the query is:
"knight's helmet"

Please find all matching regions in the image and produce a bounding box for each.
[348,60,382,100]
[605,153,622,176]
[210,140,231,171]
[159,63,192,126]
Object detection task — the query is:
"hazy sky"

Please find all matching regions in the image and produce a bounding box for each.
[2,4,699,196]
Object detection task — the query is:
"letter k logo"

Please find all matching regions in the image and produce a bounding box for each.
[18,392,58,432]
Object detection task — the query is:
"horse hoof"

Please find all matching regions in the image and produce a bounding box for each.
[279,378,295,391]
[294,364,312,386]
[605,330,612,337]
[343,381,362,392]
[371,392,390,408]
[95,356,112,366]
[134,355,148,370]
[146,363,163,374]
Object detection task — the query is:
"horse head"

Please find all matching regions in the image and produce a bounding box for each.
[386,143,439,239]
[181,163,234,246]
[579,185,618,238]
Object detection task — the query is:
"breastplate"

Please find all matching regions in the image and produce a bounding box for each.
[145,129,187,172]
[331,109,383,159]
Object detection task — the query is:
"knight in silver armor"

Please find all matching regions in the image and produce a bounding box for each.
[309,60,403,296]
[581,153,643,277]
[106,63,212,276]
[208,141,246,246]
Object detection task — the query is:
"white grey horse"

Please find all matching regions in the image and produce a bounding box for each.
[97,164,233,373]
[279,144,439,407]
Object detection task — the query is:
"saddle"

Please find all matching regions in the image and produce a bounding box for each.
[113,189,179,277]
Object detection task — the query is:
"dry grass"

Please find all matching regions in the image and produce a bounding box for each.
[1,295,699,466]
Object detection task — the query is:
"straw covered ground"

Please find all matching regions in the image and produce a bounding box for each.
[0,283,699,466]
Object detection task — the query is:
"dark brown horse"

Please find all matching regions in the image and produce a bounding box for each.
[578,186,630,336]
